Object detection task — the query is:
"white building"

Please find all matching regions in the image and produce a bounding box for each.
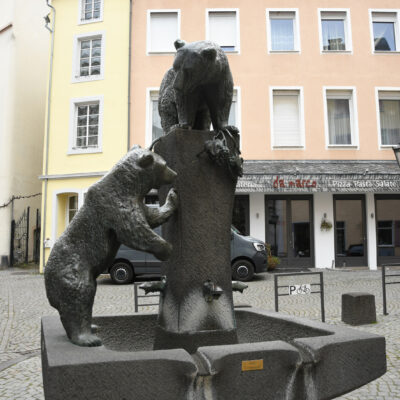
[0,0,49,266]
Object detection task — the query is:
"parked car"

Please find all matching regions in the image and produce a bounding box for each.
[107,226,268,284]
[346,244,364,257]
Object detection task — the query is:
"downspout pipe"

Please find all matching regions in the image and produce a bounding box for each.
[42,0,55,271]
[127,0,132,150]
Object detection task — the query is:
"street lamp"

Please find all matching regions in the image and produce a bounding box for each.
[393,144,400,168]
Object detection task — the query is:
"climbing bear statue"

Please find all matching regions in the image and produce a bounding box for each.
[44,146,178,347]
[158,39,237,135]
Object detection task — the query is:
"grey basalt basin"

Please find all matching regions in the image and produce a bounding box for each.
[41,308,386,400]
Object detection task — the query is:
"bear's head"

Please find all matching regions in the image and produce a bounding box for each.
[172,39,220,93]
[123,146,176,191]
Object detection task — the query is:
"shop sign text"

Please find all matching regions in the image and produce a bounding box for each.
[273,176,317,189]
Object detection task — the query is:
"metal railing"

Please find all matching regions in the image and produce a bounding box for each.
[274,271,325,322]
[133,282,160,313]
[381,263,400,316]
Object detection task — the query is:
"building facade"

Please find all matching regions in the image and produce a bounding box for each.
[0,0,49,267]
[40,0,130,271]
[41,0,400,271]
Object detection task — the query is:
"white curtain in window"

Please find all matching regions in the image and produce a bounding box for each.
[380,99,400,145]
[273,92,301,146]
[327,99,351,145]
[150,12,178,52]
[270,16,294,51]
[152,100,163,141]
[209,12,236,48]
[321,19,345,50]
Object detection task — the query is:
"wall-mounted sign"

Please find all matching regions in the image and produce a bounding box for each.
[273,176,317,189]
[237,174,400,193]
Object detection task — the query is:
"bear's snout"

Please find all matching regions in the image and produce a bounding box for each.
[164,166,177,184]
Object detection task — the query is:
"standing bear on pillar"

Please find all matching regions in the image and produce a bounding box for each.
[44,146,178,347]
[158,39,237,135]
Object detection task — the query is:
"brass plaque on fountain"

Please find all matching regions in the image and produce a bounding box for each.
[241,359,264,371]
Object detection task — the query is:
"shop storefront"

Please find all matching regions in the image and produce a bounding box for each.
[235,160,400,270]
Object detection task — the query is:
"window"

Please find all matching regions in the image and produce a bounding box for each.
[69,96,103,154]
[232,195,249,236]
[146,88,240,146]
[148,91,163,145]
[267,9,300,52]
[147,10,180,53]
[206,9,240,52]
[371,11,400,52]
[72,32,105,82]
[377,90,400,146]
[376,197,400,259]
[325,89,357,147]
[319,9,352,52]
[271,89,304,147]
[79,0,103,24]
[229,89,239,127]
[67,195,78,224]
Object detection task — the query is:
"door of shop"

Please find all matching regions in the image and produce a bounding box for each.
[375,194,400,265]
[334,195,367,267]
[265,195,314,268]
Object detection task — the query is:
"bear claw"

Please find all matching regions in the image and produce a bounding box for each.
[71,333,102,347]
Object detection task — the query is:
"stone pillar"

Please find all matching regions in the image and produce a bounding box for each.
[154,128,238,353]
[249,193,265,242]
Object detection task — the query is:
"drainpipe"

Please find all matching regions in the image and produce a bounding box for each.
[127,0,132,150]
[42,0,55,271]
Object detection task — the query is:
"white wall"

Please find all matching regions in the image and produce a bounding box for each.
[366,192,377,270]
[313,192,335,268]
[249,193,265,241]
[0,0,49,265]
[0,1,16,265]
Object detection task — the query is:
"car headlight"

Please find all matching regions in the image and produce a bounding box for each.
[253,242,265,252]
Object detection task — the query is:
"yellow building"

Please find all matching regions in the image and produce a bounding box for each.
[40,0,131,271]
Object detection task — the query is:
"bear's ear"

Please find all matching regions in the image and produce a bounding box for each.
[138,153,154,168]
[174,39,186,50]
[201,47,217,61]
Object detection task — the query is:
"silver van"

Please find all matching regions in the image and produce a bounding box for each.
[107,226,268,283]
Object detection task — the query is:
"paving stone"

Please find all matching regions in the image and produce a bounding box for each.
[0,266,399,399]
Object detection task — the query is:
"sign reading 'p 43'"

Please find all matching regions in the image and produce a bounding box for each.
[289,284,311,295]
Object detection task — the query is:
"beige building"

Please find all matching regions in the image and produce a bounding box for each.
[0,0,49,266]
[129,0,400,270]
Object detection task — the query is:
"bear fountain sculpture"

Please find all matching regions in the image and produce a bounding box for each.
[42,40,386,400]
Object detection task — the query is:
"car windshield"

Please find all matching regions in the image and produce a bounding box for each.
[231,225,243,235]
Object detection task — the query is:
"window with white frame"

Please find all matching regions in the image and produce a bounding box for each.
[73,33,105,82]
[80,0,103,23]
[228,90,238,127]
[70,97,103,153]
[207,10,239,52]
[149,91,163,143]
[319,10,351,51]
[148,89,239,145]
[378,91,400,145]
[67,195,78,224]
[272,89,303,147]
[325,89,355,146]
[211,89,239,130]
[148,11,179,53]
[371,11,400,52]
[267,10,299,52]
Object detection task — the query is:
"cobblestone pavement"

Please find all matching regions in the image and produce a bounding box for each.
[0,266,399,399]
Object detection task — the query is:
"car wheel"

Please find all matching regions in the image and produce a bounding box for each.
[232,260,255,282]
[110,262,134,284]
